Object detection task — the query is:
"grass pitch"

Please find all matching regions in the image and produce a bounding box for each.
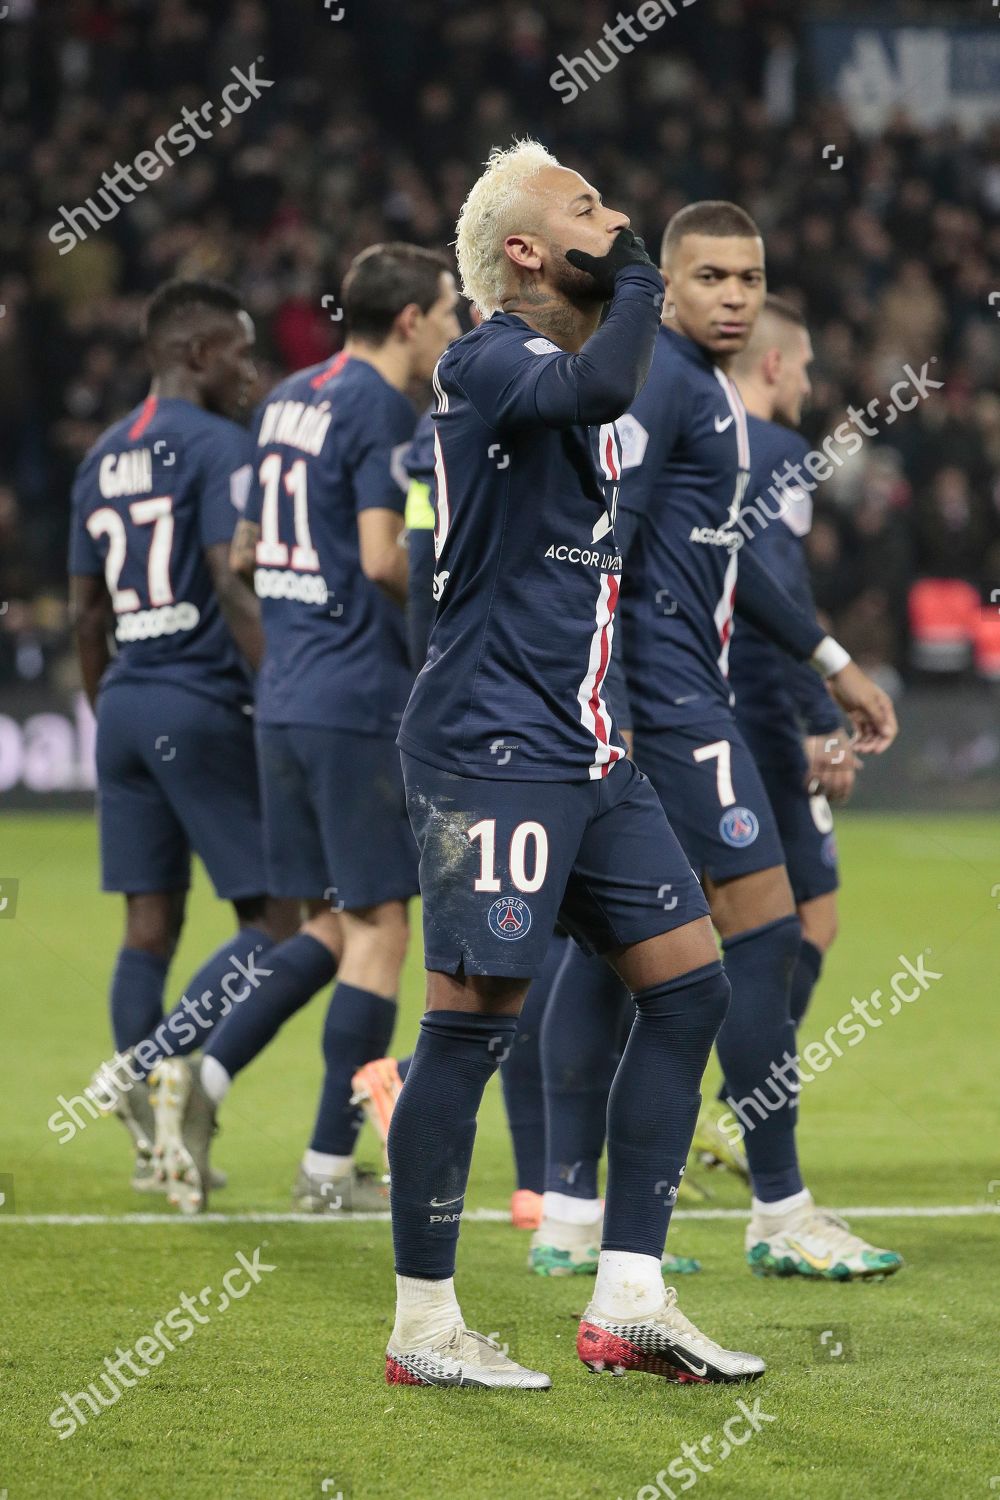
[1,813,998,1499]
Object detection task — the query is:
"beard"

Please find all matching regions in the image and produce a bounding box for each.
[544,241,610,310]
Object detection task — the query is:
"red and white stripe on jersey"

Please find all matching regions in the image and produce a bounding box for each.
[714,549,739,678]
[596,421,623,537]
[712,367,751,676]
[431,359,450,561]
[577,572,625,780]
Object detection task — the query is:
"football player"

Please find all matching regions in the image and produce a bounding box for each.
[384,142,765,1389]
[71,279,296,1193]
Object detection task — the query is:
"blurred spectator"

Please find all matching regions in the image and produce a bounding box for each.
[0,0,997,689]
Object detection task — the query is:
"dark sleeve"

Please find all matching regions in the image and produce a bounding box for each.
[456,265,664,432]
[198,425,255,548]
[788,658,842,734]
[406,527,437,672]
[351,390,415,516]
[734,545,826,661]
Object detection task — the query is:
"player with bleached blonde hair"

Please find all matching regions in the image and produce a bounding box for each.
[383,140,766,1390]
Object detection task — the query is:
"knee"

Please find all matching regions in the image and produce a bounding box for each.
[124,894,185,961]
[635,962,731,1033]
[799,901,838,955]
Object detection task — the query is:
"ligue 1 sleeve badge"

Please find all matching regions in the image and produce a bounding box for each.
[488,896,532,940]
[719,806,760,848]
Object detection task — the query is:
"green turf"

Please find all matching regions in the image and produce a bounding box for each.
[2,813,998,1499]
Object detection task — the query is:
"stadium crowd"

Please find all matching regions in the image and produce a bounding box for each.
[2,0,999,690]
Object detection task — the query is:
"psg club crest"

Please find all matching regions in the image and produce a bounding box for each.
[719,806,759,848]
[488,896,532,941]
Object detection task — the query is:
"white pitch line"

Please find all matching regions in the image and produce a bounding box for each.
[0,1205,997,1226]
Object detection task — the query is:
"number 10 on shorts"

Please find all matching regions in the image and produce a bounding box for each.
[468,820,548,893]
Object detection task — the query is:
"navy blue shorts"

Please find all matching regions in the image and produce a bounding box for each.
[96,681,267,899]
[633,717,786,884]
[256,724,419,908]
[401,753,708,979]
[757,761,839,904]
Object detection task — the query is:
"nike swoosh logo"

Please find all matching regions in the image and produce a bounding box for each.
[672,1347,708,1377]
[714,414,734,433]
[787,1238,832,1271]
[430,1195,465,1208]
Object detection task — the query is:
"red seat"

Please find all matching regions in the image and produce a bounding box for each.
[908,578,980,672]
[972,607,1000,682]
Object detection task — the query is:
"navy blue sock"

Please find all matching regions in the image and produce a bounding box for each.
[389,1009,517,1279]
[110,948,168,1052]
[131,926,274,1078]
[310,984,398,1155]
[603,962,730,1256]
[790,938,823,1028]
[542,944,630,1199]
[500,934,567,1193]
[716,915,803,1203]
[204,932,337,1079]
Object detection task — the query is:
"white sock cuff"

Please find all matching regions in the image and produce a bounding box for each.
[542,1191,603,1226]
[753,1187,811,1218]
[199,1055,232,1105]
[304,1149,353,1178]
[594,1250,664,1319]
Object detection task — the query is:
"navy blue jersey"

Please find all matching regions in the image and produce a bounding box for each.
[403,408,437,672]
[730,418,841,764]
[247,352,417,734]
[616,326,752,729]
[397,263,664,782]
[68,394,254,705]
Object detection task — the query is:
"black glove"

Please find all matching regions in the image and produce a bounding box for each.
[565,228,658,298]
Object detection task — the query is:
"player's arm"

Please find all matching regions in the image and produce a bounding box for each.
[358,508,408,607]
[205,541,265,672]
[69,573,112,709]
[458,233,664,432]
[736,546,897,753]
[229,518,259,588]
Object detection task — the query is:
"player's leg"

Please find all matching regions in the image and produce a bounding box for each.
[297,897,408,1209]
[759,765,841,1029]
[793,890,837,1025]
[112,890,186,1049]
[531,942,704,1277]
[357,931,567,1229]
[288,729,418,1210]
[501,931,568,1228]
[88,685,192,1184]
[149,713,342,1212]
[691,747,900,1280]
[385,757,586,1387]
[556,762,764,1382]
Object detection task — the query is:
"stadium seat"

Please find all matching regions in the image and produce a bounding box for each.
[972,607,1000,682]
[907,578,980,672]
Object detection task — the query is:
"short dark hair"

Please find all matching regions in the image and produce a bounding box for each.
[660,201,761,265]
[761,293,806,329]
[342,242,451,343]
[143,278,243,344]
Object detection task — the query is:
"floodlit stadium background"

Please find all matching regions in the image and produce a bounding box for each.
[0,0,998,808]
